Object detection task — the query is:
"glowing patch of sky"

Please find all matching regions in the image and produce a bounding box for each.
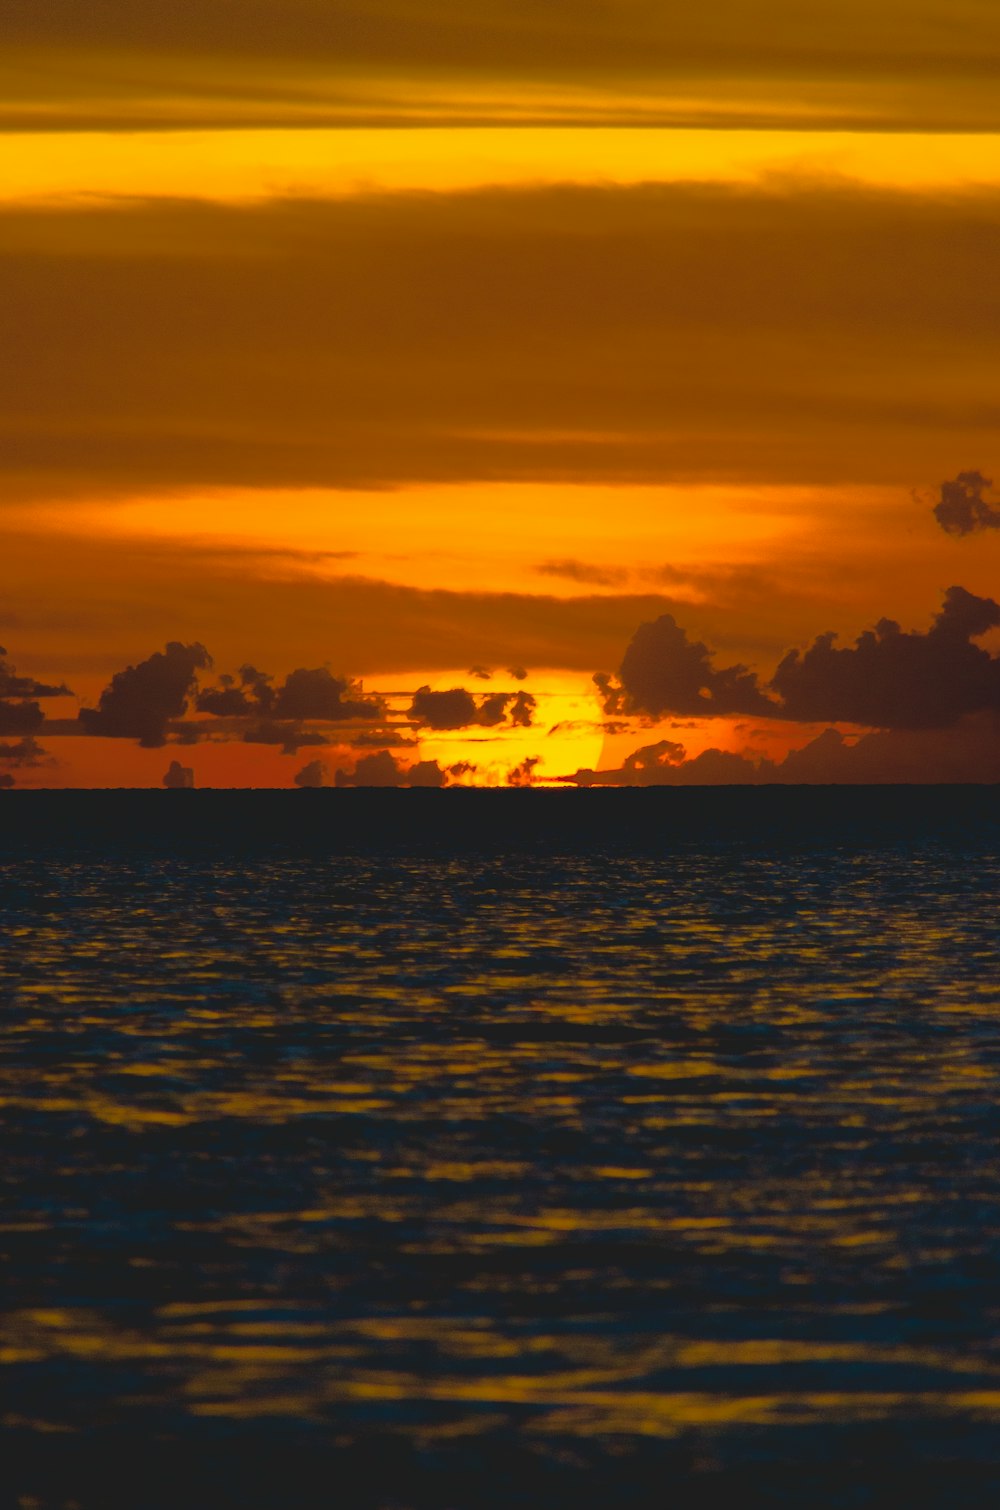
[6,127,1000,206]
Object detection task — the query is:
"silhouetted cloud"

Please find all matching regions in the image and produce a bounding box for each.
[408,685,536,729]
[0,736,47,767]
[162,760,194,789]
[0,646,66,740]
[241,721,328,755]
[294,759,329,788]
[273,666,383,722]
[567,740,761,786]
[0,647,70,700]
[0,773,14,788]
[406,759,448,788]
[351,730,419,749]
[79,641,211,747]
[469,665,492,680]
[566,711,1000,786]
[933,470,1000,536]
[507,756,540,786]
[508,666,528,681]
[195,675,254,717]
[772,586,1000,727]
[608,613,774,718]
[333,749,447,787]
[0,701,43,736]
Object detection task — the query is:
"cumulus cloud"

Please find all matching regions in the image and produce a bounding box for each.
[79,641,211,747]
[568,740,761,786]
[772,586,1000,728]
[0,700,43,736]
[933,471,1000,536]
[408,685,536,729]
[333,749,447,787]
[607,613,774,719]
[294,759,329,788]
[604,588,1000,731]
[273,666,383,722]
[406,759,448,788]
[162,760,194,789]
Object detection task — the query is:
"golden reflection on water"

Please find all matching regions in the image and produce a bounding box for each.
[3,848,1000,1481]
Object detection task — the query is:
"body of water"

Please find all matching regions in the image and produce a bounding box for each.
[3,791,1000,1506]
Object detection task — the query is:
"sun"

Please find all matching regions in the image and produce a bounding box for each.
[392,667,606,785]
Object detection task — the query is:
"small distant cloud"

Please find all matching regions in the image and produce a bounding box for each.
[294,759,329,788]
[163,759,194,788]
[506,756,540,787]
[537,559,629,587]
[933,471,1000,536]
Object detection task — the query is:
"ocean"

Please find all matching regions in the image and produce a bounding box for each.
[3,789,1000,1507]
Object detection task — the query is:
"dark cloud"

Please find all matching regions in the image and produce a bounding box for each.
[469,665,492,680]
[273,667,383,722]
[239,665,276,714]
[933,470,1000,537]
[0,772,14,789]
[605,587,1000,730]
[242,721,328,755]
[162,759,194,789]
[406,759,448,788]
[195,683,253,717]
[508,667,528,681]
[0,736,47,767]
[772,586,1000,728]
[294,759,329,788]
[333,749,447,787]
[350,729,419,749]
[611,614,774,718]
[79,641,211,746]
[568,740,760,786]
[0,647,70,700]
[408,685,536,730]
[567,712,1000,786]
[509,691,536,728]
[0,645,67,739]
[6,185,1000,499]
[507,756,541,787]
[0,700,43,736]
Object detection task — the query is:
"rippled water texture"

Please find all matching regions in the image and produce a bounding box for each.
[4,798,1000,1506]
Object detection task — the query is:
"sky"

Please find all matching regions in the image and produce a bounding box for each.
[3,1,1000,788]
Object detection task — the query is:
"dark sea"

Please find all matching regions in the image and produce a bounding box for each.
[3,789,1000,1509]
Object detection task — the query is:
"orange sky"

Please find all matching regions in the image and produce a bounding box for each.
[3,3,1000,788]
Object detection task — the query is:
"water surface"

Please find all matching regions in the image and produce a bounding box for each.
[3,793,1000,1506]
